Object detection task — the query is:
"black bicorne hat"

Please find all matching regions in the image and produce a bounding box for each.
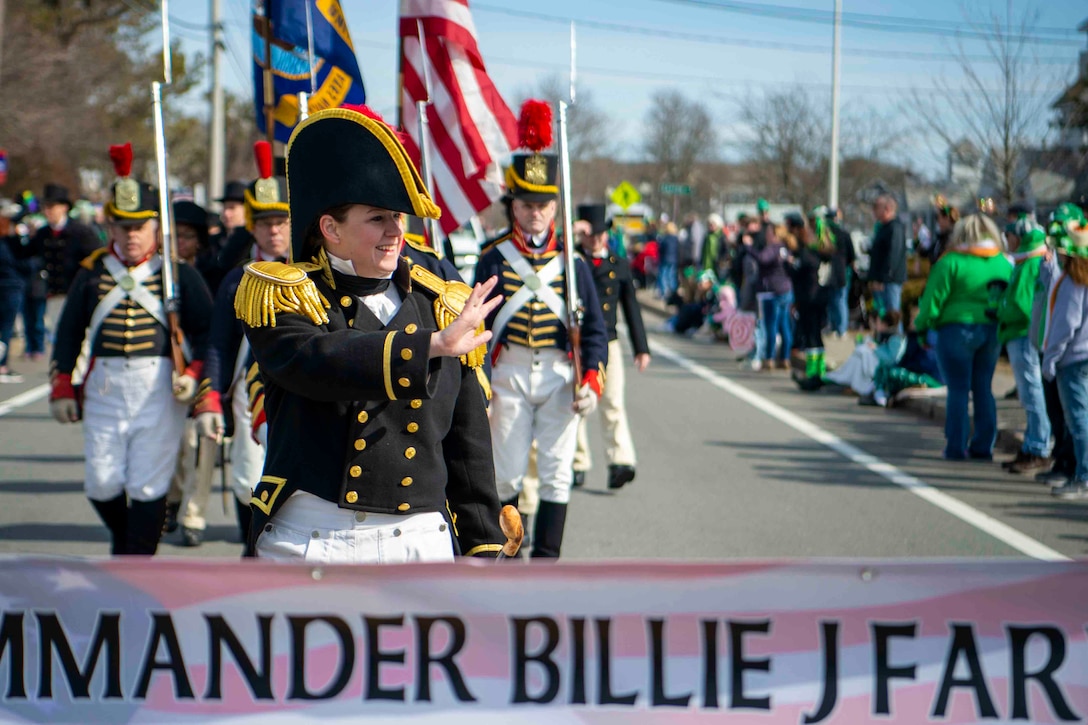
[577,203,611,235]
[286,106,440,262]
[104,143,159,225]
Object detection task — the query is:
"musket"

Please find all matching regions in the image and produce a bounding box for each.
[557,99,582,401]
[151,0,185,376]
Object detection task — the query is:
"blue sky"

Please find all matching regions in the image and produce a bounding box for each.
[172,0,1087,176]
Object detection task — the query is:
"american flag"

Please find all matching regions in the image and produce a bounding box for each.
[398,0,518,237]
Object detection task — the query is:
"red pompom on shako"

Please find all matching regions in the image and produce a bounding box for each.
[109,142,133,178]
[253,140,273,180]
[517,100,553,152]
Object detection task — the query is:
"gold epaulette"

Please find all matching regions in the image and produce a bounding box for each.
[404,233,438,257]
[80,247,110,270]
[408,263,491,399]
[234,261,330,328]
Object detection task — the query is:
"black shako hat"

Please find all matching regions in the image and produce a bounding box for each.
[286,106,440,263]
[245,141,289,230]
[577,203,611,235]
[217,180,247,204]
[505,154,559,203]
[41,183,73,208]
[104,142,159,226]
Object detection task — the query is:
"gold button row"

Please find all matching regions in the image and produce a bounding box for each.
[401,476,413,487]
[345,491,359,503]
[354,438,367,451]
[405,447,416,459]
[357,410,368,424]
[349,465,361,478]
[406,422,419,433]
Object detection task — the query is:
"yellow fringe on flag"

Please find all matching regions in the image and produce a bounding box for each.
[234,261,330,328]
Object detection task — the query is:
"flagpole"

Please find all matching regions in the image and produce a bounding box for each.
[304,0,316,94]
[415,19,444,258]
[261,1,275,146]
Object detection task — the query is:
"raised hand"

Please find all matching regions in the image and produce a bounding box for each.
[428,276,502,359]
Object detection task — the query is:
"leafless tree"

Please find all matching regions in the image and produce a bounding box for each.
[908,4,1051,205]
[735,85,828,211]
[643,89,718,184]
[515,74,614,163]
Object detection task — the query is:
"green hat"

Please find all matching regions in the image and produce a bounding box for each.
[1019,228,1047,253]
[757,198,770,213]
[1049,202,1087,243]
[1059,222,1088,258]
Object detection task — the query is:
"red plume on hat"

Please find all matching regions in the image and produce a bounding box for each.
[517,100,553,152]
[340,103,411,146]
[109,143,133,178]
[253,140,273,180]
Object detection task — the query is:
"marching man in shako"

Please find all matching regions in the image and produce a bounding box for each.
[474,100,609,559]
[235,105,505,562]
[49,143,213,555]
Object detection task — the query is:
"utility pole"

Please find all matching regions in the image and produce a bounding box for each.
[0,0,7,88]
[828,0,842,210]
[208,0,226,210]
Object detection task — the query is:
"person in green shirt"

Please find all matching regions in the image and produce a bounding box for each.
[997,220,1051,473]
[915,213,1013,461]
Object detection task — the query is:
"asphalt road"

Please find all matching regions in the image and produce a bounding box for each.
[0,327,1085,561]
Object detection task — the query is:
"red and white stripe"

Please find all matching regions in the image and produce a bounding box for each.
[399,0,517,236]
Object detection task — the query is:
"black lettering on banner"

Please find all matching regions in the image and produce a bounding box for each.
[205,614,274,701]
[649,619,691,707]
[570,617,587,705]
[414,616,474,703]
[36,611,122,700]
[135,612,194,700]
[1007,625,1079,721]
[286,615,354,701]
[511,617,560,704]
[366,616,406,702]
[931,623,996,719]
[729,619,772,710]
[872,622,917,716]
[701,619,719,709]
[596,618,638,706]
[0,612,26,699]
[803,620,840,724]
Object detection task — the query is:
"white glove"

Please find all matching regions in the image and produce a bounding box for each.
[172,372,198,403]
[50,399,79,424]
[573,383,599,417]
[195,411,225,441]
[254,421,268,448]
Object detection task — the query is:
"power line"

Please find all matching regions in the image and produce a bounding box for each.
[471,4,1075,64]
[649,0,1083,45]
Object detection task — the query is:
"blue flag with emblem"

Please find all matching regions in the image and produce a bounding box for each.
[251,0,366,143]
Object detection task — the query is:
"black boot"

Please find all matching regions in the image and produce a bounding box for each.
[234,497,253,544]
[572,470,586,487]
[163,500,180,534]
[531,501,568,559]
[90,494,128,556]
[607,465,636,490]
[126,496,167,556]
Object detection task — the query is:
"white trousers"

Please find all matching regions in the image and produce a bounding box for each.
[83,357,186,502]
[489,345,578,505]
[228,388,264,503]
[574,338,637,472]
[255,492,454,564]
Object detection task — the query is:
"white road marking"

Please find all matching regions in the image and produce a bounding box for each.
[0,384,50,418]
[651,338,1070,562]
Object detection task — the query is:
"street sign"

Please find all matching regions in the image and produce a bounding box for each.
[611,180,641,210]
[660,182,691,196]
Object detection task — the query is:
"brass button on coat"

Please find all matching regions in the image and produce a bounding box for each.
[398,376,411,387]
[398,503,411,512]
[354,438,367,451]
[405,323,418,333]
[410,399,422,409]
[259,490,269,502]
[401,476,413,486]
[405,447,416,459]
[349,465,361,478]
[609,271,616,279]
[345,491,359,503]
[406,422,419,433]
[401,348,413,361]
[357,410,369,424]
[340,295,352,307]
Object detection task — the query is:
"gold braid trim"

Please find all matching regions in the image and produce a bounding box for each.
[504,165,558,195]
[410,264,489,374]
[234,261,330,328]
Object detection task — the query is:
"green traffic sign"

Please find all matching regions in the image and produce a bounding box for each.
[611,181,641,210]
[660,183,691,196]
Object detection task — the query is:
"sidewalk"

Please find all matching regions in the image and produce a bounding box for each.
[635,289,1026,455]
